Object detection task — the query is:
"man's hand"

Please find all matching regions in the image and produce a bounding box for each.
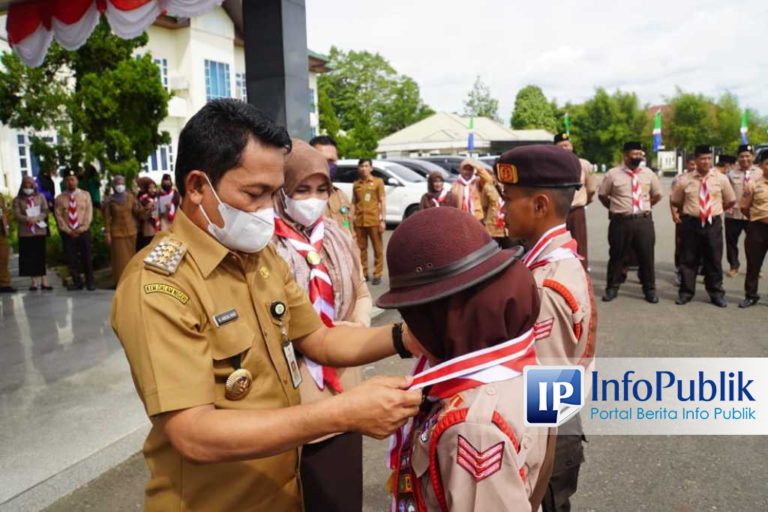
[379,220,386,233]
[672,210,681,224]
[338,375,421,439]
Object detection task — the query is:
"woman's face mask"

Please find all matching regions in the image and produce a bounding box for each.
[284,193,327,227]
[114,184,126,194]
[22,188,34,195]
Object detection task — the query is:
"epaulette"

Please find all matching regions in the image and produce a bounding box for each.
[144,237,187,275]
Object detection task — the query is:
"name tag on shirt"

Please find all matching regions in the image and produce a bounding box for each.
[213,309,238,327]
[364,192,372,202]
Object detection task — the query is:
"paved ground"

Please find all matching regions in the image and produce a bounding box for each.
[3,177,768,511]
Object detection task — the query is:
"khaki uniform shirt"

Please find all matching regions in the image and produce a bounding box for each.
[450,179,484,220]
[352,176,386,227]
[741,175,768,223]
[481,183,505,238]
[103,194,139,237]
[726,166,762,220]
[409,380,550,511]
[326,186,355,233]
[54,189,93,233]
[0,196,10,237]
[670,170,736,217]
[598,165,662,215]
[12,194,48,237]
[571,158,598,208]
[111,209,323,511]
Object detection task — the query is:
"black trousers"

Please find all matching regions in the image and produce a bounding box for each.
[542,415,585,512]
[61,231,94,286]
[725,218,749,270]
[300,432,362,512]
[606,215,656,294]
[678,215,725,300]
[745,222,768,300]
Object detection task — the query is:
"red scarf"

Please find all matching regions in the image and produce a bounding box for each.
[140,193,160,231]
[159,188,177,222]
[456,175,477,213]
[496,195,505,229]
[273,216,342,393]
[26,196,37,234]
[67,191,79,230]
[523,224,580,270]
[431,189,450,208]
[699,175,712,227]
[625,168,643,214]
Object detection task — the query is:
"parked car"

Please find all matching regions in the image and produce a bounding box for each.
[333,159,427,223]
[384,157,455,182]
[416,155,493,177]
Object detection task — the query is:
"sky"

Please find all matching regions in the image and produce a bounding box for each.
[306,0,768,121]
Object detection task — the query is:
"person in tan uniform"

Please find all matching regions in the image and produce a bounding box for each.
[554,132,598,269]
[450,158,484,220]
[725,145,761,277]
[352,158,386,284]
[310,135,355,233]
[13,176,52,291]
[738,153,768,308]
[378,206,553,512]
[55,169,95,291]
[496,145,597,512]
[110,99,422,511]
[0,194,17,293]
[598,142,663,303]
[670,145,736,307]
[272,140,370,511]
[477,168,510,247]
[103,175,140,286]
[671,154,699,283]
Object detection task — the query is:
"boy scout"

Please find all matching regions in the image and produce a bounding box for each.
[111,100,421,511]
[496,145,597,512]
[738,153,768,308]
[598,142,663,303]
[554,132,598,268]
[55,170,95,291]
[670,145,736,307]
[309,135,355,233]
[0,195,15,293]
[352,158,386,284]
[725,145,760,277]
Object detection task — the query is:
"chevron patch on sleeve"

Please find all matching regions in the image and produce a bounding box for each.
[456,435,504,481]
[534,318,555,340]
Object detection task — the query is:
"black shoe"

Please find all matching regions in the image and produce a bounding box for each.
[675,296,691,305]
[29,286,39,291]
[86,283,96,291]
[67,283,84,291]
[644,293,659,304]
[372,277,382,285]
[739,298,759,308]
[0,286,17,293]
[602,289,618,302]
[710,297,727,308]
[41,285,53,291]
[364,275,370,282]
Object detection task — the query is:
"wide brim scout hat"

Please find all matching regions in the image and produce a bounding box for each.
[377,207,522,309]
[494,144,582,188]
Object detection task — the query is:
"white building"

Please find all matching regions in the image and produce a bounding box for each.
[0,6,329,194]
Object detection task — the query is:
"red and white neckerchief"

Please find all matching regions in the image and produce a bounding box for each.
[273,215,342,393]
[387,330,537,510]
[67,190,79,230]
[431,188,450,208]
[159,188,177,222]
[26,196,37,234]
[625,167,644,214]
[698,175,713,227]
[743,168,753,189]
[496,196,506,229]
[522,224,581,271]
[457,175,477,213]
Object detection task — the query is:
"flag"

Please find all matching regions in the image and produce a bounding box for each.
[564,112,571,135]
[652,110,662,152]
[467,116,475,151]
[740,110,749,145]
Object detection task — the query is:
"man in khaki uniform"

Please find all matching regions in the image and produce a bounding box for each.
[738,153,768,308]
[725,145,760,277]
[55,169,95,291]
[0,195,16,293]
[310,135,355,233]
[111,100,421,511]
[450,158,485,220]
[670,145,736,307]
[497,145,597,512]
[671,154,699,281]
[598,142,663,303]
[554,132,598,268]
[352,158,386,284]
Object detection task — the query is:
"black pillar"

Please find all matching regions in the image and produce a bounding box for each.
[243,0,311,140]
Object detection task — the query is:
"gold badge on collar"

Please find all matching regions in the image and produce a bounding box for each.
[306,251,322,266]
[496,163,518,184]
[144,238,187,275]
[259,266,270,279]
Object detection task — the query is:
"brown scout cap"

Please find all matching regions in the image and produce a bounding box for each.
[494,144,581,188]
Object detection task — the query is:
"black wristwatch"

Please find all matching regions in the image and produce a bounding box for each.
[392,323,413,359]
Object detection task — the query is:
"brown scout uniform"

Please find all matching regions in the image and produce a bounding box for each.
[450,178,483,220]
[55,188,95,287]
[111,209,323,511]
[481,182,505,239]
[566,158,598,267]
[725,166,761,271]
[326,186,355,234]
[739,174,768,301]
[0,196,11,288]
[352,175,386,278]
[103,194,140,284]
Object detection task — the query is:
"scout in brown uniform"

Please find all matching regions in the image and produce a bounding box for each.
[738,153,768,308]
[671,154,698,282]
[352,158,386,284]
[55,169,95,291]
[725,145,760,277]
[670,145,736,307]
[378,207,553,512]
[310,135,355,233]
[111,100,422,511]
[103,175,140,285]
[598,142,663,303]
[0,194,16,293]
[450,159,484,220]
[554,132,598,269]
[496,145,597,512]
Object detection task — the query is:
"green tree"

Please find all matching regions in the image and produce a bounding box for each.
[666,88,715,151]
[510,85,556,132]
[0,19,170,184]
[463,76,499,121]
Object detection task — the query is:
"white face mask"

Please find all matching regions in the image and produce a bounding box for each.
[23,188,34,195]
[284,192,327,227]
[198,175,274,253]
[114,185,126,194]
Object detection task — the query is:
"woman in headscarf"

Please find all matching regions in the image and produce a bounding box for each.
[420,171,459,210]
[450,158,485,219]
[103,175,139,285]
[12,175,52,290]
[157,173,181,231]
[135,177,159,251]
[378,207,554,512]
[271,139,370,512]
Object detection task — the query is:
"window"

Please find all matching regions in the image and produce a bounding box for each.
[205,60,231,101]
[153,57,169,91]
[144,142,175,173]
[309,88,316,113]
[17,133,28,176]
[333,166,358,184]
[235,72,247,101]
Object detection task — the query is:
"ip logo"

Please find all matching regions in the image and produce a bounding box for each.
[524,366,584,427]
